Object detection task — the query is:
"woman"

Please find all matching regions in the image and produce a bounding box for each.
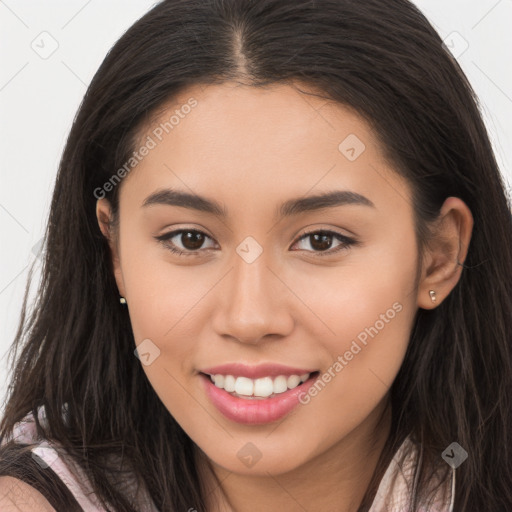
[1,0,511,510]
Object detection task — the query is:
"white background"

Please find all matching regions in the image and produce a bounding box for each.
[1,0,511,411]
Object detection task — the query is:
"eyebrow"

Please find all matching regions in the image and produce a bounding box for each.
[141,188,375,218]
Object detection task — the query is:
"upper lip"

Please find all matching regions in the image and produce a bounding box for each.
[199,363,317,379]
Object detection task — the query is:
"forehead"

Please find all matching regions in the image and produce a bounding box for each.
[138,81,376,156]
[120,81,412,216]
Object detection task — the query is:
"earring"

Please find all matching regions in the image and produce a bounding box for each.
[120,297,127,305]
[429,290,436,303]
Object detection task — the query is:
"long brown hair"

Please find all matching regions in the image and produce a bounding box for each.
[1,0,511,510]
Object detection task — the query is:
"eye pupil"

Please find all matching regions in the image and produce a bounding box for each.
[182,231,204,250]
[310,233,332,251]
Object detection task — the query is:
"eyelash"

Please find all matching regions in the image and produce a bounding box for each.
[155,228,358,258]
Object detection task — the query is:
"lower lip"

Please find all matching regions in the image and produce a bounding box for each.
[200,373,319,425]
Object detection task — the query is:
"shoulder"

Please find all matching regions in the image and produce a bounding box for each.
[0,476,56,511]
[369,435,454,512]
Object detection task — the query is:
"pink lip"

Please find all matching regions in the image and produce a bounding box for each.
[200,372,319,425]
[199,363,316,379]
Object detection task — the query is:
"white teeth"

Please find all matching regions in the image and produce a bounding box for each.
[254,377,274,397]
[224,375,236,392]
[235,377,254,396]
[287,375,301,389]
[213,374,224,388]
[273,375,288,394]
[208,373,312,397]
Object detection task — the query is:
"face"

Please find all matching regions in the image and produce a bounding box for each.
[97,81,423,477]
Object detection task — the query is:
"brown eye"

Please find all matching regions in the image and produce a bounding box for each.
[155,229,216,256]
[309,232,334,251]
[179,231,206,250]
[292,230,356,256]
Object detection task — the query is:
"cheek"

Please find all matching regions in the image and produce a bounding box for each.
[119,228,210,340]
[294,237,418,390]
[287,269,416,453]
[117,238,213,408]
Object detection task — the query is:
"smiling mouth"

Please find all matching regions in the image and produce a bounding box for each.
[200,371,320,399]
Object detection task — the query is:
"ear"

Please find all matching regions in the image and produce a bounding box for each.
[96,198,127,298]
[417,196,473,309]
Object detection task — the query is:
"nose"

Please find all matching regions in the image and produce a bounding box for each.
[211,246,294,345]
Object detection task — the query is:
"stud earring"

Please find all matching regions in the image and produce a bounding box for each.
[429,290,436,303]
[120,297,127,305]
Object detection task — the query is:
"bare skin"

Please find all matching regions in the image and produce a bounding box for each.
[97,81,473,511]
